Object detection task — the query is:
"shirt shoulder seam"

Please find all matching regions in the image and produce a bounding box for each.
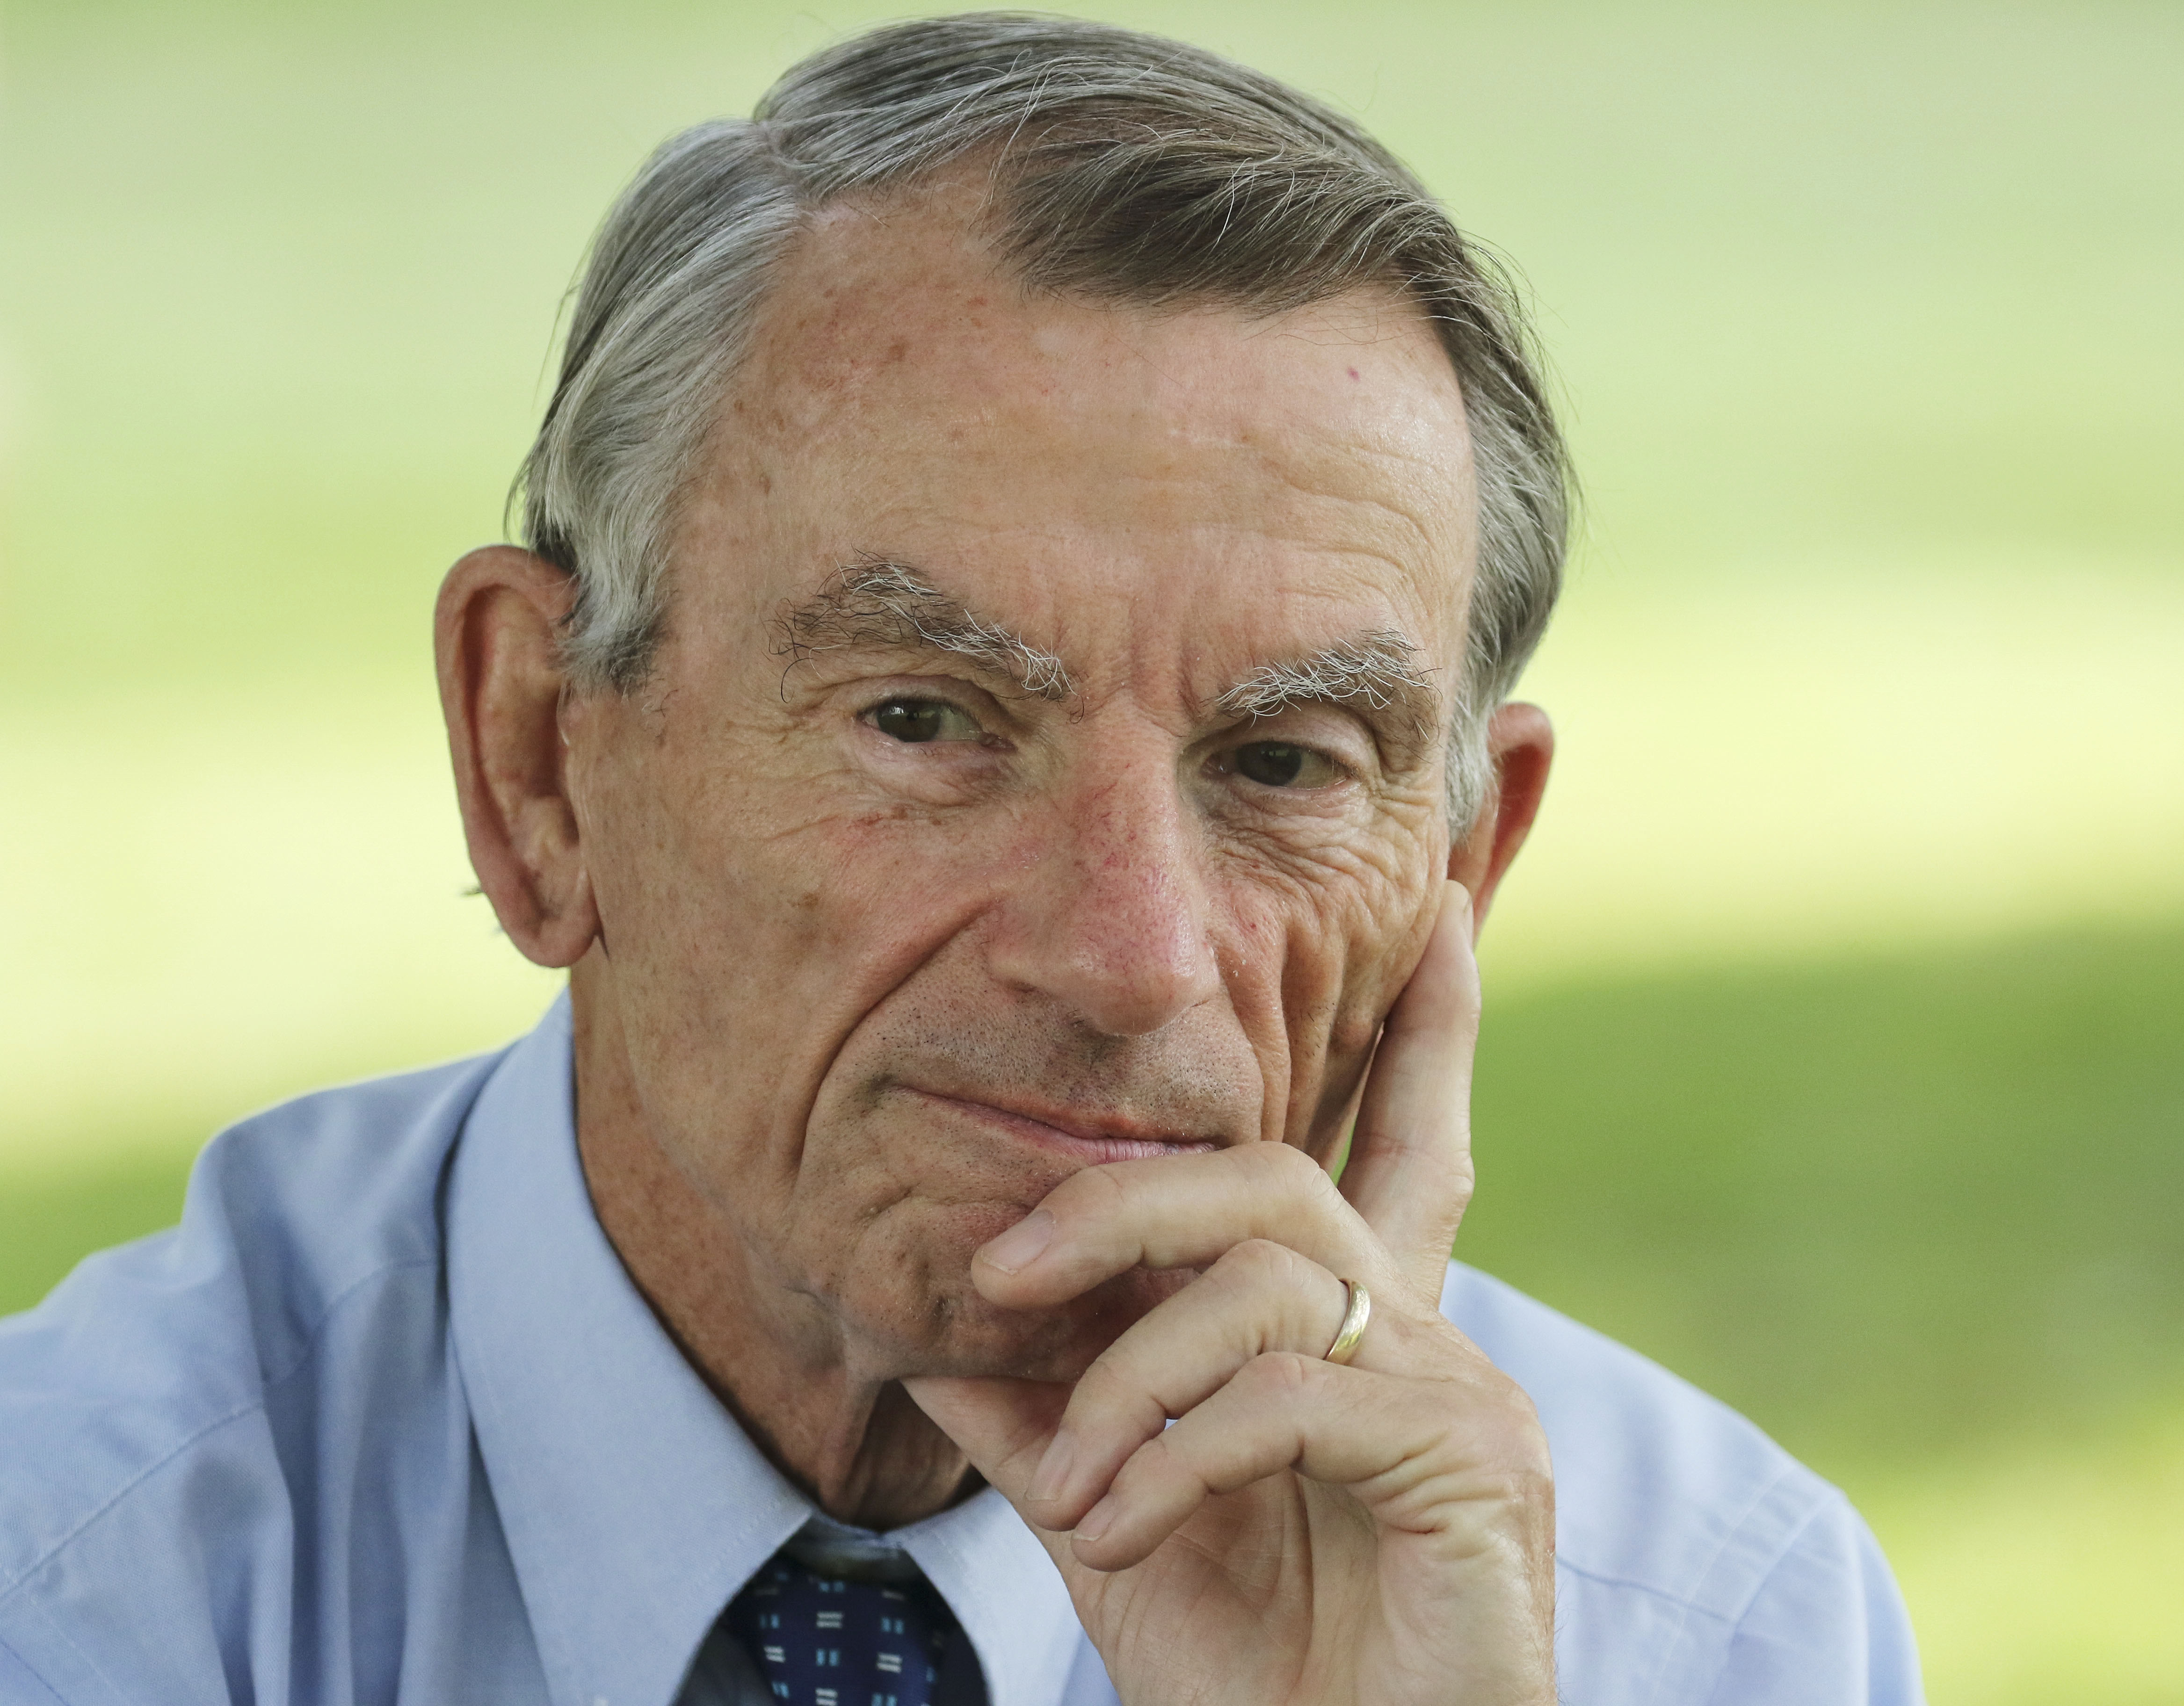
[1641,1477,1849,1706]
[1713,1487,1842,1631]
[1554,1471,1845,1617]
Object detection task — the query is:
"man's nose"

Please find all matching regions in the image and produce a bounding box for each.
[987,757,1223,1037]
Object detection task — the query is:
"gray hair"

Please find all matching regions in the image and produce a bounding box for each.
[516,11,1569,831]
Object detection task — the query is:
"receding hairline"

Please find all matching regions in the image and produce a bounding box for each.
[517,10,1569,828]
[718,159,1469,436]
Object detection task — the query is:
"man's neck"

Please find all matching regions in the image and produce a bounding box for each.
[568,962,975,1530]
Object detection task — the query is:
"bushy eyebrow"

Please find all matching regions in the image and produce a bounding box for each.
[1214,630,1440,760]
[776,563,1436,761]
[774,557,1074,700]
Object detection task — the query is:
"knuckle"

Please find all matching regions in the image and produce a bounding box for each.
[1240,1349,1323,1402]
[1241,1138,1328,1196]
[1213,1236,1300,1287]
[1125,1428,1197,1499]
[1071,1351,1137,1410]
[1483,1388,1553,1482]
[1071,1359,1168,1437]
[1202,1240,1331,1357]
[1239,1141,1350,1227]
[1425,1367,1553,1484]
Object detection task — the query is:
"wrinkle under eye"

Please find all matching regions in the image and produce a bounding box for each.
[866,698,983,744]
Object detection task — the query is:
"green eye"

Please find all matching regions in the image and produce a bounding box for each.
[1231,741,1341,789]
[867,698,983,744]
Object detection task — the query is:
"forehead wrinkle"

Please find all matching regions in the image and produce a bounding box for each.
[1157,452,1468,620]
[1212,629,1441,762]
[773,556,1074,701]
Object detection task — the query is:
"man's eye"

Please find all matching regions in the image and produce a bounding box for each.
[1229,741,1343,789]
[865,698,984,744]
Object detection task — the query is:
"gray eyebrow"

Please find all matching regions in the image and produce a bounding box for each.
[1214,630,1440,758]
[774,557,1074,700]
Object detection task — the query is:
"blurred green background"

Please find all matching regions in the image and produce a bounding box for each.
[2,1,2178,1698]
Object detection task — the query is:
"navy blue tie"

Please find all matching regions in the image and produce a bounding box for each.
[723,1551,959,1706]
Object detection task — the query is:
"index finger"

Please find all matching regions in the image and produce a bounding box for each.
[1338,880,1480,1290]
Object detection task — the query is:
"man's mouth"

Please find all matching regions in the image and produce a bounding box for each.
[899,1086,1221,1164]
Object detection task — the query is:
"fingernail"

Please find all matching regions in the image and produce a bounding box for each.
[1028,1430,1076,1505]
[1074,1494,1117,1543]
[979,1209,1055,1274]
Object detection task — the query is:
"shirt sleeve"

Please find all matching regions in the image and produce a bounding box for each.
[1704,1496,1925,1706]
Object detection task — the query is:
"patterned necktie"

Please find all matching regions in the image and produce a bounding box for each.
[723,1550,961,1706]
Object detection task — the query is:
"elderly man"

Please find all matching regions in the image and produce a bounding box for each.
[0,15,1921,1706]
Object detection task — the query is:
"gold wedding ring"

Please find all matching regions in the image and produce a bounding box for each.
[1324,1278,1371,1366]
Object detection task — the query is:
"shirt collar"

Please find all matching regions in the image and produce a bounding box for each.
[447,994,1082,1706]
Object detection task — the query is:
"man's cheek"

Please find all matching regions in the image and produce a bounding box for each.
[673,806,965,1007]
[1271,905,1429,1142]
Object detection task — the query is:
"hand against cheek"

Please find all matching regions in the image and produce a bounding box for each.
[905,884,1557,1706]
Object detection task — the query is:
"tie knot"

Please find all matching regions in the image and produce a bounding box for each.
[723,1547,962,1706]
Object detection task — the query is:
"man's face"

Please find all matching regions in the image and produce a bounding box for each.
[566,186,1479,1382]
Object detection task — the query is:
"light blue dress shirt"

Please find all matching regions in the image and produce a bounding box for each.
[0,996,1922,1705]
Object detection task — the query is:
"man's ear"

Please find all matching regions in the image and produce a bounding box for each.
[1446,701,1553,935]
[435,545,600,968]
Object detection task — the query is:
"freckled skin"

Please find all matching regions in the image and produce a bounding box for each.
[479,179,1494,1523]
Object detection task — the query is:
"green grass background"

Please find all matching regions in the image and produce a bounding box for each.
[2,1,2179,1699]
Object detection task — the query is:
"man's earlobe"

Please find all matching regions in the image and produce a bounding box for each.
[1446,701,1554,931]
[435,546,602,969]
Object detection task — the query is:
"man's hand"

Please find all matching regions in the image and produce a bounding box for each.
[905,883,1557,1706]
